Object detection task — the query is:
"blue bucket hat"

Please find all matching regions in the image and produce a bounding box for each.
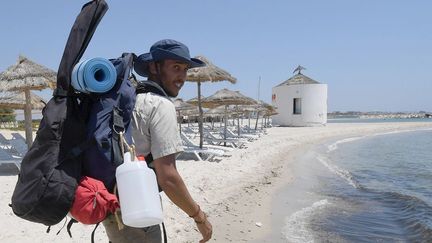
[134,39,205,77]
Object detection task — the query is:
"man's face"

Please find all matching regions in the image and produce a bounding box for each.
[157,59,189,97]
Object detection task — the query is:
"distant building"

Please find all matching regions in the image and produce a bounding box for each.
[271,66,327,126]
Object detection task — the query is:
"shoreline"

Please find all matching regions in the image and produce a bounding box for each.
[165,122,432,242]
[1,122,432,242]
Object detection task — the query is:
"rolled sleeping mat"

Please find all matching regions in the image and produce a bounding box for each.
[71,57,117,93]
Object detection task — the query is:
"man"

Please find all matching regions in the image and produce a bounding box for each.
[102,39,212,243]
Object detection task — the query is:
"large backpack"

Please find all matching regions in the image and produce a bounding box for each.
[10,0,109,226]
[82,53,137,192]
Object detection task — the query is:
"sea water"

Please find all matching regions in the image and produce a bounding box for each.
[279,128,432,242]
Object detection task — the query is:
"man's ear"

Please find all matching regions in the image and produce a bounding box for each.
[148,62,157,75]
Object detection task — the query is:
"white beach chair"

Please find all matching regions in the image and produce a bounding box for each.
[181,126,198,138]
[242,125,267,135]
[181,132,233,152]
[179,133,227,161]
[0,133,12,150]
[11,132,26,141]
[0,148,22,170]
[9,138,28,157]
[181,146,224,161]
[203,130,246,148]
[221,127,259,141]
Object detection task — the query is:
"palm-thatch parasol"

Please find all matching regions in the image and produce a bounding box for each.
[235,104,261,130]
[0,91,46,110]
[186,56,237,148]
[199,89,256,145]
[254,100,277,129]
[186,95,205,105]
[0,55,56,147]
[204,105,241,117]
[205,105,244,130]
[173,98,199,132]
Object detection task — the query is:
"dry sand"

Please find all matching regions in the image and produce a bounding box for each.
[1,122,431,242]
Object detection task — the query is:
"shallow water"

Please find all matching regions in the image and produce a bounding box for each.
[279,128,432,242]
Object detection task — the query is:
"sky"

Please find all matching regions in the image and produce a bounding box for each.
[1,0,431,112]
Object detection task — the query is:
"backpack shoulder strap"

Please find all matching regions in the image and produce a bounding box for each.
[136,81,168,97]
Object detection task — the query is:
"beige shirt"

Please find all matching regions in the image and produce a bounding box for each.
[132,88,183,160]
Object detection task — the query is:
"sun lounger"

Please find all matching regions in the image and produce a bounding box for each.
[11,132,26,141]
[203,131,246,148]
[242,125,267,135]
[0,148,21,170]
[180,132,233,152]
[181,126,199,139]
[0,134,12,150]
[9,138,28,157]
[181,146,224,161]
[220,128,259,141]
[179,133,227,161]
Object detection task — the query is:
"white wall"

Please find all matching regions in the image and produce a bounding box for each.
[271,84,327,126]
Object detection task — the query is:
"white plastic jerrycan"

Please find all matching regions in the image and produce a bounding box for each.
[115,152,163,227]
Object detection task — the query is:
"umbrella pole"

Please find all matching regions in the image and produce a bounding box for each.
[24,89,33,148]
[197,81,204,148]
[178,111,182,134]
[236,106,240,136]
[224,105,228,146]
[237,116,240,136]
[248,113,251,132]
[255,111,260,130]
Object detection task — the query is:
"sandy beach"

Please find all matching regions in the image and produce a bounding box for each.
[1,121,431,243]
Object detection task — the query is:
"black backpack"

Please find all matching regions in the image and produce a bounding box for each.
[10,0,109,226]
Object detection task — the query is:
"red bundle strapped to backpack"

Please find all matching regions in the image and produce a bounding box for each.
[70,176,119,225]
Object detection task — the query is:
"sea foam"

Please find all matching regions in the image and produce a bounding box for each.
[283,199,330,243]
[317,155,362,189]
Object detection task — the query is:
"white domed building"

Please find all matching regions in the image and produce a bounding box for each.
[271,66,327,126]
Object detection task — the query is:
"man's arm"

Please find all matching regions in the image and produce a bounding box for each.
[153,154,212,242]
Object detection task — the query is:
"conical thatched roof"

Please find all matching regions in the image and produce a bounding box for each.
[235,104,257,112]
[0,91,46,110]
[186,56,237,84]
[197,88,257,108]
[186,95,205,105]
[256,100,278,115]
[257,100,276,112]
[174,98,200,116]
[204,105,243,117]
[0,55,56,91]
[234,100,275,115]
[174,98,194,111]
[276,73,320,87]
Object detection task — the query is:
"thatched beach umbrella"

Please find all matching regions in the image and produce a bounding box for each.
[186,95,205,105]
[186,56,237,148]
[255,100,277,129]
[0,91,46,110]
[205,105,243,130]
[204,105,240,117]
[0,55,56,147]
[200,89,256,145]
[174,98,198,112]
[235,104,260,130]
[173,98,199,132]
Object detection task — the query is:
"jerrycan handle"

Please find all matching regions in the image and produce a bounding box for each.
[123,152,132,163]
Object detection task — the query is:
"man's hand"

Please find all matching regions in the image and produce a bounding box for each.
[194,210,212,242]
[154,155,213,241]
